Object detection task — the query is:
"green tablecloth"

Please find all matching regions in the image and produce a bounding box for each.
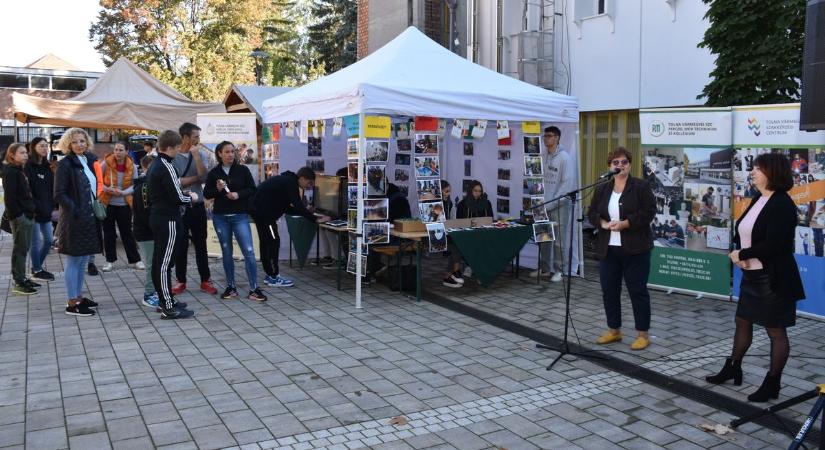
[448,225,532,286]
[285,215,317,268]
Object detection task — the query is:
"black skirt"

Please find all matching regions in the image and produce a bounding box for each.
[736,269,796,328]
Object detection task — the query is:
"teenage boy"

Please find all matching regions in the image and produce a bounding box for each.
[147,130,198,319]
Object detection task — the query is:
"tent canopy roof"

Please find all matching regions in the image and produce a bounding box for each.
[224,85,293,120]
[13,58,225,131]
[262,27,578,124]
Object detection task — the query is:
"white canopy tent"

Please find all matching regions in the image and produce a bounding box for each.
[261,27,580,308]
[13,57,225,131]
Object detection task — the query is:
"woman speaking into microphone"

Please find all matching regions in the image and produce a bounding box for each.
[706,153,804,402]
[587,147,656,351]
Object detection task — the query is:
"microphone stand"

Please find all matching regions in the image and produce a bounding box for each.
[530,173,616,370]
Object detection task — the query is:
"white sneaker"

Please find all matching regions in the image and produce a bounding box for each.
[550,272,563,282]
[101,262,114,272]
[133,261,146,270]
[462,267,473,278]
[529,269,550,278]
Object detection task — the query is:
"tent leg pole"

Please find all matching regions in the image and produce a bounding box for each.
[356,112,366,309]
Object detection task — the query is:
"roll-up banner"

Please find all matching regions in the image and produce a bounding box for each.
[731,104,825,319]
[639,108,733,298]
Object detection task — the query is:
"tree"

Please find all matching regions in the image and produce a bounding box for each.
[259,0,325,86]
[698,0,806,106]
[306,0,357,74]
[90,0,283,101]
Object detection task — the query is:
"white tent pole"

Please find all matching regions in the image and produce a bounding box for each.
[355,112,366,309]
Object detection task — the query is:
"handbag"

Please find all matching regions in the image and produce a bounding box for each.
[0,211,11,234]
[92,196,107,220]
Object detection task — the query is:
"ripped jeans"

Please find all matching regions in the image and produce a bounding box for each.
[212,213,258,290]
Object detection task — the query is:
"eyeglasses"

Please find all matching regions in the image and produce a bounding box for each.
[611,159,630,166]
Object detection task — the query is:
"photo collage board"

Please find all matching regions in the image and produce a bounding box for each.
[261,123,280,181]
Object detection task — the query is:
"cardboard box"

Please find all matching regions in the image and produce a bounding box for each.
[394,220,427,232]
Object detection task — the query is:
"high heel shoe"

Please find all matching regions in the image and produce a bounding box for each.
[705,358,742,386]
[748,372,781,402]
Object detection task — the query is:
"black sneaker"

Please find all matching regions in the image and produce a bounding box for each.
[32,270,55,281]
[80,297,99,309]
[450,271,465,284]
[442,277,462,289]
[65,303,95,316]
[87,263,99,276]
[247,288,267,302]
[24,279,42,288]
[221,286,238,299]
[12,283,37,295]
[156,301,188,313]
[160,307,194,320]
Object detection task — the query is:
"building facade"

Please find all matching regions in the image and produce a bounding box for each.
[358,0,717,185]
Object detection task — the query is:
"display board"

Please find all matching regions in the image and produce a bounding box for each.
[639,108,733,298]
[731,104,825,318]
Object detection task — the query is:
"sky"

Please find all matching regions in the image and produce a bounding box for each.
[4,0,106,72]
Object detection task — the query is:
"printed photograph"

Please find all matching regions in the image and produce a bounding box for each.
[347,162,364,183]
[366,140,389,162]
[651,216,688,249]
[463,142,474,156]
[531,197,549,222]
[415,134,439,154]
[523,136,541,155]
[363,199,389,221]
[414,156,441,178]
[367,165,387,196]
[644,148,684,187]
[419,201,446,223]
[523,177,545,196]
[306,159,324,174]
[308,137,322,157]
[347,185,368,208]
[681,148,732,186]
[464,159,472,177]
[498,150,511,161]
[347,138,358,159]
[346,252,368,275]
[426,223,448,253]
[363,222,390,244]
[417,179,442,201]
[498,168,511,181]
[533,222,555,243]
[263,143,280,161]
[497,184,510,197]
[395,122,411,140]
[524,155,543,177]
[347,209,357,230]
[397,139,412,152]
[522,197,533,215]
[236,143,257,164]
[496,198,510,214]
[348,232,368,256]
[394,168,410,182]
[395,153,411,165]
[264,163,279,180]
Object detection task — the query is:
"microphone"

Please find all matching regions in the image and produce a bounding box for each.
[598,168,621,179]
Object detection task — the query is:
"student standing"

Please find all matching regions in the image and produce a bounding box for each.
[4,143,38,295]
[147,130,198,319]
[26,137,56,281]
[133,154,159,308]
[203,141,266,302]
[171,123,217,295]
[100,141,144,271]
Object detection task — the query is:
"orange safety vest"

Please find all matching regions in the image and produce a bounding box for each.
[98,153,134,207]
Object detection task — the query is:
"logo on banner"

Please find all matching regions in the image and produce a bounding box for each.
[747,117,761,136]
[649,120,665,137]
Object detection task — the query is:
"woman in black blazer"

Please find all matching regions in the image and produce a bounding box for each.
[706,153,804,402]
[587,147,656,351]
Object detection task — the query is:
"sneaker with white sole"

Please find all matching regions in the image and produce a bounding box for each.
[65,303,95,317]
[450,271,465,284]
[101,262,114,272]
[142,292,159,308]
[132,261,146,270]
[462,266,473,278]
[529,269,551,278]
[550,272,563,282]
[442,277,462,288]
[265,275,294,287]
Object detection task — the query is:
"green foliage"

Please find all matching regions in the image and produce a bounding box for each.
[260,0,326,86]
[698,0,806,106]
[306,0,357,74]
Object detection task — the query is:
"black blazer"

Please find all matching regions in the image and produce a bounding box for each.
[587,176,656,259]
[734,191,805,302]
[203,163,256,215]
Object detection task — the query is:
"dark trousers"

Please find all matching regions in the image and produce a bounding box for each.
[10,215,34,284]
[150,215,181,310]
[103,204,141,263]
[254,215,280,277]
[174,203,210,283]
[599,247,652,332]
[813,228,824,257]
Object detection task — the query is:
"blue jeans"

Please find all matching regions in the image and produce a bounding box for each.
[212,214,258,289]
[30,221,53,272]
[64,254,91,300]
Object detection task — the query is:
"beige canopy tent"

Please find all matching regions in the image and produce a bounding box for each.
[12,57,225,131]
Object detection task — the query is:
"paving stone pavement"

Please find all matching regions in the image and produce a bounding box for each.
[0,236,821,449]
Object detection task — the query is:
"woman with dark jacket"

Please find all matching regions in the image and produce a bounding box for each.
[203,141,265,302]
[706,153,804,402]
[26,137,55,281]
[587,147,656,351]
[3,143,38,295]
[456,180,493,219]
[54,128,102,317]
